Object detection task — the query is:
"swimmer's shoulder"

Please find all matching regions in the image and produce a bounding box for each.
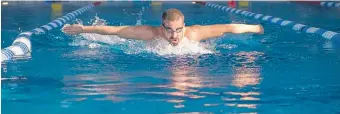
[149,26,163,40]
[185,25,202,41]
[137,25,162,40]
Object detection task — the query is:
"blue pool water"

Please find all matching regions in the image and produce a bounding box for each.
[2,1,340,114]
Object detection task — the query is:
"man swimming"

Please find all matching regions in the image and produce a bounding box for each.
[62,8,264,46]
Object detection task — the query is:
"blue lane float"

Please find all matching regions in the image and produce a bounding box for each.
[320,1,340,8]
[1,2,102,63]
[195,2,340,43]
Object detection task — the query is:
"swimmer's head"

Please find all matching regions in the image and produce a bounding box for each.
[161,8,185,46]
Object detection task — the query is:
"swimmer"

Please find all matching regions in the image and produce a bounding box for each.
[62,8,264,46]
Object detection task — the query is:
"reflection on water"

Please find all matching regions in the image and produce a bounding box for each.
[170,64,203,95]
[167,60,205,108]
[227,51,262,110]
[0,50,264,112]
[0,51,264,113]
[62,73,129,107]
[59,51,263,112]
[232,67,261,88]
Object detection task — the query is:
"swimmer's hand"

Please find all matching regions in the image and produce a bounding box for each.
[62,24,84,35]
[257,24,264,34]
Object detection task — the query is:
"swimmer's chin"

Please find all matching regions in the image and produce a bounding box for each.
[171,42,179,46]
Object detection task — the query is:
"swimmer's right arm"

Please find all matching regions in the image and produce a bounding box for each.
[62,24,156,40]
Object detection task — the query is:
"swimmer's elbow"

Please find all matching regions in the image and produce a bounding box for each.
[189,25,225,40]
[228,24,263,34]
[82,26,155,40]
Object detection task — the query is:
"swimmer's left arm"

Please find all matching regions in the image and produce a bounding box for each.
[189,24,264,41]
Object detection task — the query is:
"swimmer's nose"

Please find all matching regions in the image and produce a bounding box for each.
[170,31,178,37]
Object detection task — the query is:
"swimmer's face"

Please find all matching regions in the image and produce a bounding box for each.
[162,19,185,46]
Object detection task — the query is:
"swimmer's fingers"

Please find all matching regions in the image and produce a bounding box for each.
[257,25,264,34]
[69,31,76,34]
[62,25,76,31]
[62,27,74,34]
[63,27,75,32]
[65,30,79,35]
[62,24,83,35]
[63,29,78,35]
[62,25,72,33]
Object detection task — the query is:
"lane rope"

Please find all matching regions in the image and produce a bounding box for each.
[1,2,102,62]
[195,2,340,43]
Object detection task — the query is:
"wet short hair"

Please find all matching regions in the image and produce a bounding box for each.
[162,8,184,21]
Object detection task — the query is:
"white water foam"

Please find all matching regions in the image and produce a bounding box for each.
[145,36,215,56]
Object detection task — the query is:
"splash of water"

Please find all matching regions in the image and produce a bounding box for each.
[70,16,218,56]
[145,36,215,56]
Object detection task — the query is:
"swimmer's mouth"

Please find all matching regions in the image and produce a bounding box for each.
[170,38,178,42]
[170,38,179,45]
